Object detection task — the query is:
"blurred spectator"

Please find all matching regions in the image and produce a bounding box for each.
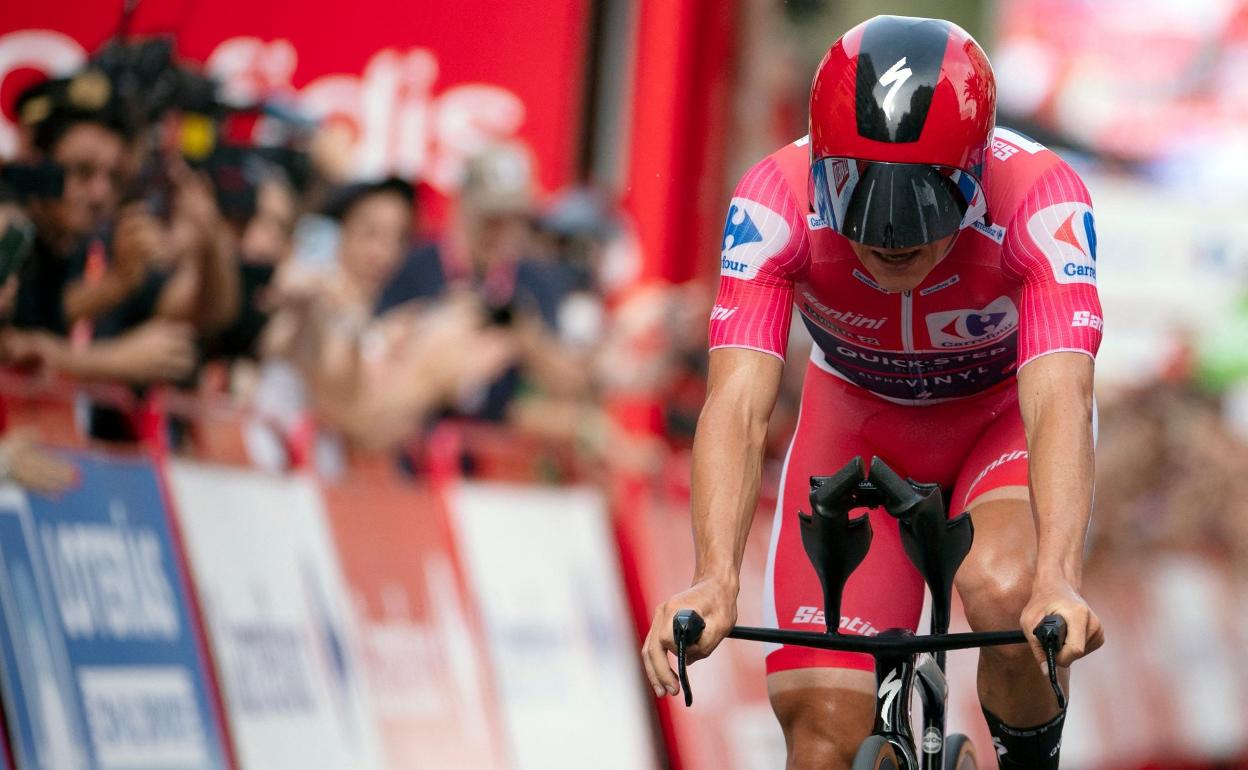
[0,198,80,495]
[254,176,513,458]
[207,162,299,365]
[8,72,239,401]
[1094,381,1248,572]
[467,176,714,474]
[439,143,598,424]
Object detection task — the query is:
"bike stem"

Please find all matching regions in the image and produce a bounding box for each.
[915,652,948,770]
[872,644,921,770]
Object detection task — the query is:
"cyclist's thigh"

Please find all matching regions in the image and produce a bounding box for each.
[949,388,1029,514]
[949,393,1036,625]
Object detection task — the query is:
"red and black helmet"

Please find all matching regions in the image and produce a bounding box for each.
[809,16,996,249]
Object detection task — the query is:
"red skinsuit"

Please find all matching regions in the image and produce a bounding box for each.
[708,128,1103,673]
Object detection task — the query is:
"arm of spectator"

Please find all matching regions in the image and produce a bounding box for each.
[507,395,666,473]
[300,297,515,451]
[511,314,595,399]
[26,320,196,384]
[155,166,241,334]
[62,204,158,323]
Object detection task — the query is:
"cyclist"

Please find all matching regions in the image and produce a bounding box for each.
[643,15,1105,770]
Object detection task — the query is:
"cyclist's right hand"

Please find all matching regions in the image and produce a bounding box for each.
[642,578,737,698]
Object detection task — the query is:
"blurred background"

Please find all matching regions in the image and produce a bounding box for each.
[0,0,1244,769]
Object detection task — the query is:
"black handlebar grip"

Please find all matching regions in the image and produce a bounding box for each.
[1032,614,1068,709]
[866,456,922,512]
[673,610,705,707]
[809,457,866,508]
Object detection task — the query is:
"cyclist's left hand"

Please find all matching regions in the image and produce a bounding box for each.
[1021,580,1105,669]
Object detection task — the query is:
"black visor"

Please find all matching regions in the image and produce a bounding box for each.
[811,158,985,249]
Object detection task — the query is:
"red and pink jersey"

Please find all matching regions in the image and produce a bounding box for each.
[709,128,1103,404]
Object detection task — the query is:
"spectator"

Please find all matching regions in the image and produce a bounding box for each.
[254,176,513,457]
[436,143,601,424]
[0,197,83,496]
[10,73,239,395]
[206,160,299,365]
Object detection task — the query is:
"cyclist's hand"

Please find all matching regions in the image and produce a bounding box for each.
[1021,580,1105,669]
[642,578,737,699]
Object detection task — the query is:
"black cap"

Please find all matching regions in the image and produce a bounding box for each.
[16,70,132,153]
[322,176,415,220]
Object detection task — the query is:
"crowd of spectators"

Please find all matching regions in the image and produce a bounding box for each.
[0,38,709,480]
[1094,380,1248,574]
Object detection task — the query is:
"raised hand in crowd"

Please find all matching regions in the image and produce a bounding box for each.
[94,319,198,383]
[62,202,161,323]
[154,161,241,334]
[391,293,517,401]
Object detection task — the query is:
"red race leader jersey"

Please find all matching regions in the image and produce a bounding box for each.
[709,128,1103,404]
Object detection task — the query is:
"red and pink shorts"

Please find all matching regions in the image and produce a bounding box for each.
[763,360,1029,675]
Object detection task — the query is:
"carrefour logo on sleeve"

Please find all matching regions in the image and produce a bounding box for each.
[1026,201,1098,285]
[721,197,791,281]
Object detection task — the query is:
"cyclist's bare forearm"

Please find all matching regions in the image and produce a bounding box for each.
[1017,352,1095,588]
[690,348,784,589]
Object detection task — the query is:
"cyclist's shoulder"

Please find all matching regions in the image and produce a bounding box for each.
[985,128,1092,226]
[720,140,812,280]
[983,130,1098,285]
[731,138,811,207]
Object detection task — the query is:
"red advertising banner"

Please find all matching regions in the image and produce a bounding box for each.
[320,460,506,770]
[0,0,588,197]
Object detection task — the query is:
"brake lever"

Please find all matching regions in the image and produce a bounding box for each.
[672,610,705,707]
[1033,614,1068,710]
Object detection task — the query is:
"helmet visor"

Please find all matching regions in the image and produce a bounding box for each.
[811,158,986,250]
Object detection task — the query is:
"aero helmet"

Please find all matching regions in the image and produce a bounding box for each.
[808,15,996,249]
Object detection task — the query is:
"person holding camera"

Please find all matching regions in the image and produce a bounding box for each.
[8,73,239,397]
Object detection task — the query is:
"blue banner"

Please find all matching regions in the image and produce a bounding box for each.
[0,451,230,770]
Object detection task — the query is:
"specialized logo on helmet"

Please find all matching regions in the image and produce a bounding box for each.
[720,197,790,280]
[1027,201,1097,285]
[925,296,1019,349]
[878,57,913,119]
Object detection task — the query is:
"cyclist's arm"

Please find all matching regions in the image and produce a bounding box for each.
[691,347,784,589]
[1004,157,1105,666]
[1016,352,1104,665]
[643,153,805,697]
[1017,352,1094,590]
[642,346,782,697]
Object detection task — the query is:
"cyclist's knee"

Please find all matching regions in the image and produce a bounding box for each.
[958,555,1032,634]
[769,671,874,770]
[957,500,1035,635]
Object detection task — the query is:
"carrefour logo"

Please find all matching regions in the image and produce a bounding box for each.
[719,197,790,281]
[1026,201,1097,285]
[925,296,1019,349]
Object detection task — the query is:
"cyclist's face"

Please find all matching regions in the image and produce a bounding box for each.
[847,233,957,293]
